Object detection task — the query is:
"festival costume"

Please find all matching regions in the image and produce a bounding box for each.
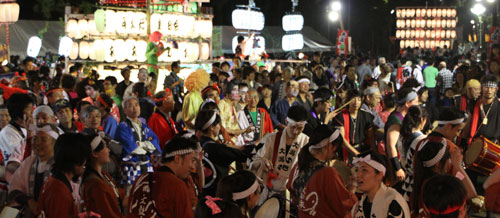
[102,113,118,139]
[219,98,243,144]
[82,169,125,218]
[200,136,253,197]
[0,122,26,164]
[237,107,273,145]
[467,98,500,144]
[287,161,357,218]
[251,128,309,193]
[334,109,374,161]
[145,31,164,75]
[127,166,194,218]
[453,95,476,114]
[115,118,161,185]
[36,174,78,218]
[148,109,178,149]
[352,184,410,218]
[182,69,210,129]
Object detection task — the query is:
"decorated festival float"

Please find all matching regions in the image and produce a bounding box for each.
[62,0,213,92]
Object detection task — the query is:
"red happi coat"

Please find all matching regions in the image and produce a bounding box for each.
[127,166,193,218]
[37,176,78,218]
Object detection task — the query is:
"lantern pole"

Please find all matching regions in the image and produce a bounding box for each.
[146,0,151,35]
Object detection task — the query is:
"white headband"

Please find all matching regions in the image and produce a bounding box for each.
[437,118,465,125]
[200,98,216,110]
[309,129,341,150]
[202,112,217,130]
[297,78,310,84]
[353,154,386,176]
[90,132,105,151]
[163,148,196,158]
[239,87,249,93]
[35,125,60,140]
[420,138,447,167]
[286,117,307,126]
[398,91,418,104]
[232,179,259,200]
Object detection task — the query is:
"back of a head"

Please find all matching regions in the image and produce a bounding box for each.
[216,170,257,204]
[162,136,198,163]
[437,107,465,126]
[132,82,147,98]
[401,105,427,144]
[422,174,466,218]
[396,87,416,106]
[7,93,33,120]
[194,110,221,133]
[481,74,499,85]
[61,74,77,89]
[52,133,91,174]
[287,105,308,122]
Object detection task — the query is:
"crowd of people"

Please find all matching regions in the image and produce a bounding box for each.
[0,45,498,218]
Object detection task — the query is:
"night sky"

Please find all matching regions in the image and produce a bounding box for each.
[17,0,480,56]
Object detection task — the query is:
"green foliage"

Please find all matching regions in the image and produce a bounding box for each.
[38,22,50,39]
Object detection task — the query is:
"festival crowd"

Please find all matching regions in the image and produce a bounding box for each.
[0,45,498,218]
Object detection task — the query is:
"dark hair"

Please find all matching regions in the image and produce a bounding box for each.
[52,133,91,175]
[104,76,118,86]
[346,89,362,103]
[297,125,343,171]
[154,91,167,107]
[61,74,77,90]
[417,86,429,96]
[437,107,466,127]
[481,74,499,85]
[412,141,451,211]
[287,105,308,122]
[242,66,256,80]
[237,36,245,43]
[195,110,221,134]
[383,94,396,109]
[132,82,147,98]
[262,84,272,91]
[312,88,333,108]
[219,72,230,78]
[396,87,416,106]
[401,105,428,148]
[356,150,388,180]
[162,135,198,163]
[7,93,33,120]
[76,101,92,114]
[120,67,130,76]
[200,101,218,112]
[401,78,421,90]
[216,170,258,213]
[422,174,466,218]
[98,94,114,113]
[220,61,230,69]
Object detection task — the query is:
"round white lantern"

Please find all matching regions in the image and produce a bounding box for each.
[150,13,162,33]
[77,19,88,39]
[200,43,210,60]
[125,39,137,61]
[133,12,147,36]
[93,40,105,62]
[0,3,20,23]
[113,39,127,62]
[105,10,117,33]
[69,42,79,60]
[94,9,106,33]
[27,36,42,58]
[66,19,79,38]
[115,11,127,35]
[58,36,73,56]
[88,42,96,60]
[104,39,115,62]
[135,40,148,62]
[87,19,99,35]
[195,20,213,38]
[79,41,89,59]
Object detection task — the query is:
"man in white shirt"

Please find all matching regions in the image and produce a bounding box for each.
[373,57,386,79]
[412,59,425,86]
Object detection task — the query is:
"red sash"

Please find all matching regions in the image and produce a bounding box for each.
[342,110,350,162]
[460,96,467,112]
[469,101,482,146]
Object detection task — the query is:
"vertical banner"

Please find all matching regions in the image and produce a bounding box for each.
[337,30,349,56]
[489,26,500,59]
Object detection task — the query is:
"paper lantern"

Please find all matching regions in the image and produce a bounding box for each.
[27,36,42,58]
[446,30,451,38]
[150,13,162,33]
[427,9,432,17]
[133,12,147,35]
[125,39,137,61]
[446,9,452,17]
[405,30,411,38]
[0,2,20,23]
[421,9,426,18]
[445,40,450,48]
[441,20,446,28]
[437,9,442,17]
[88,42,95,60]
[410,30,415,38]
[414,30,419,38]
[79,41,89,59]
[451,9,456,17]
[66,19,79,38]
[430,40,435,48]
[409,40,415,48]
[451,20,456,28]
[402,9,407,18]
[188,43,200,62]
[432,9,437,17]
[416,9,421,17]
[282,34,304,51]
[94,9,106,32]
[436,19,441,28]
[115,11,128,35]
[431,30,436,39]
[77,19,88,39]
[93,40,105,62]
[104,39,115,62]
[440,41,445,48]
[88,20,99,35]
[451,30,456,38]
[441,30,446,38]
[431,19,436,28]
[194,20,213,38]
[177,15,196,37]
[411,19,416,28]
[396,30,401,39]
[58,36,73,56]
[282,14,304,32]
[69,42,78,60]
[105,10,117,33]
[420,30,425,38]
[113,39,127,62]
[397,9,402,18]
[406,19,411,27]
[397,20,402,28]
[400,40,405,48]
[425,40,431,49]
[125,11,135,34]
[135,40,148,62]
[446,20,451,28]
[231,9,265,31]
[200,43,210,60]
[405,40,410,48]
[426,30,431,38]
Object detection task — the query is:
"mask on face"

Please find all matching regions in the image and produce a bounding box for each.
[105,88,113,95]
[231,90,240,101]
[85,86,96,99]
[290,89,299,97]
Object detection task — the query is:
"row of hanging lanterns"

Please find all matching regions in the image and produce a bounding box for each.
[396,8,456,18]
[401,40,451,49]
[396,19,456,29]
[66,39,210,63]
[396,29,456,39]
